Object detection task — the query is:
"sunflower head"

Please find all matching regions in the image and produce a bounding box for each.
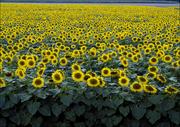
[118,77,130,87]
[71,63,81,71]
[121,59,128,67]
[163,55,172,63]
[87,77,100,87]
[137,76,148,84]
[32,77,44,88]
[27,59,36,68]
[72,71,84,82]
[148,66,158,73]
[130,81,143,92]
[149,56,158,65]
[60,57,68,66]
[145,72,156,79]
[101,54,109,62]
[144,85,157,94]
[156,74,166,83]
[0,78,6,88]
[52,70,64,84]
[101,67,111,77]
[18,59,27,67]
[164,86,179,94]
[83,74,92,82]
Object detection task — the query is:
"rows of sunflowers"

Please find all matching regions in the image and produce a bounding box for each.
[1,4,179,94]
[0,3,180,127]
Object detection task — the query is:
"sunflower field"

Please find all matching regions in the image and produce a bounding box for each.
[0,3,180,127]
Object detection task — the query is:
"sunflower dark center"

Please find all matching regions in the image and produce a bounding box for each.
[146,86,154,91]
[75,73,82,79]
[121,78,127,84]
[35,79,42,85]
[90,79,98,85]
[55,74,61,80]
[133,83,141,89]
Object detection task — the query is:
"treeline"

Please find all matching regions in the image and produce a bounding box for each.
[1,0,179,3]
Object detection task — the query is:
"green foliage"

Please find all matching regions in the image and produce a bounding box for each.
[0,88,180,127]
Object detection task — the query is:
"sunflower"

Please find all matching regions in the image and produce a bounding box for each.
[149,56,158,65]
[72,50,80,58]
[110,69,119,77]
[148,66,158,73]
[71,63,81,71]
[101,54,109,62]
[119,70,126,77]
[144,48,151,55]
[37,68,45,77]
[32,77,44,88]
[137,76,148,84]
[42,58,49,64]
[0,78,6,88]
[144,85,157,94]
[72,70,84,82]
[27,59,36,68]
[156,74,166,83]
[89,50,97,57]
[98,76,106,87]
[87,77,100,87]
[131,55,139,63]
[162,55,172,63]
[83,74,92,82]
[118,76,130,87]
[145,72,156,79]
[60,57,68,66]
[51,58,58,66]
[164,86,179,94]
[17,69,26,79]
[87,71,97,77]
[130,81,143,92]
[101,67,111,77]
[52,70,64,84]
[121,59,128,68]
[18,59,27,68]
[38,62,46,69]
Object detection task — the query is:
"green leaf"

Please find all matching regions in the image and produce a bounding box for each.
[31,117,42,127]
[0,96,6,108]
[60,95,72,106]
[27,102,41,115]
[20,112,32,126]
[51,103,62,117]
[131,105,146,120]
[65,110,76,122]
[119,106,129,117]
[112,96,124,108]
[148,95,164,105]
[146,110,161,124]
[104,108,116,116]
[157,99,175,112]
[157,122,170,127]
[34,90,48,99]
[9,94,19,104]
[168,110,180,125]
[39,105,51,116]
[0,118,6,127]
[2,100,14,109]
[74,105,85,116]
[20,93,32,102]
[101,117,113,127]
[129,120,140,127]
[111,115,123,125]
[74,122,85,127]
[9,113,21,125]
